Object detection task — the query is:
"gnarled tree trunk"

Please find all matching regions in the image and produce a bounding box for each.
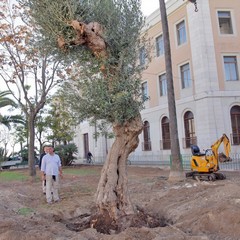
[58,18,144,225]
[95,115,143,221]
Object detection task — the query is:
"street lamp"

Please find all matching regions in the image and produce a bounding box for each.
[187,0,198,12]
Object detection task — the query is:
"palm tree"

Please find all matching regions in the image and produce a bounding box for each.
[0,91,24,129]
[0,91,17,108]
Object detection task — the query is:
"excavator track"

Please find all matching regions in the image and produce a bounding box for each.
[186,171,226,181]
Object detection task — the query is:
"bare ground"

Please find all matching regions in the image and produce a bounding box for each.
[0,165,240,240]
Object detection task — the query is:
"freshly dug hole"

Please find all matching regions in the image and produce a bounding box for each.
[57,206,171,234]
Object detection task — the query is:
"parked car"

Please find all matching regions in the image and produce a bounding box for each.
[1,156,23,169]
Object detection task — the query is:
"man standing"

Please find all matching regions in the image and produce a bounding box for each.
[41,145,63,204]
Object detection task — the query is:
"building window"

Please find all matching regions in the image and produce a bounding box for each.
[224,56,239,81]
[156,35,164,57]
[180,63,191,89]
[141,81,148,101]
[143,121,151,151]
[161,117,171,149]
[159,73,167,96]
[184,111,196,148]
[176,20,186,46]
[230,106,240,145]
[139,47,146,66]
[218,11,233,34]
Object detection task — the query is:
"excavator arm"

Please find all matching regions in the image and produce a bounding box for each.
[211,134,231,168]
[222,135,231,158]
[211,134,230,158]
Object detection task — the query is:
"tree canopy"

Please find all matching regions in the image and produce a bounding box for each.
[24,0,146,125]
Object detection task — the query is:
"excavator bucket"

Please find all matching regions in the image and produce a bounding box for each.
[218,152,232,163]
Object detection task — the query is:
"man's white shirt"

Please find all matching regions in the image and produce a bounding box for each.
[41,153,61,176]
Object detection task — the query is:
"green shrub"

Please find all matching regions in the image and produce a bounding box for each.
[55,143,78,166]
[18,147,39,163]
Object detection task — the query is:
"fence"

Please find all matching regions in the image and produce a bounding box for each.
[219,153,240,171]
[127,153,240,171]
[76,152,240,171]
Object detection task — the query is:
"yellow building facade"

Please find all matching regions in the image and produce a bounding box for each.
[74,0,240,163]
[136,0,240,160]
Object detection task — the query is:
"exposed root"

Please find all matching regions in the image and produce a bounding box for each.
[58,206,170,235]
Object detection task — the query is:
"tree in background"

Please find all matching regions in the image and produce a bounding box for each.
[0,147,6,161]
[12,121,28,153]
[54,143,78,166]
[45,93,77,146]
[0,129,10,161]
[0,91,24,129]
[34,110,52,152]
[0,90,24,160]
[0,1,66,176]
[90,119,114,155]
[26,0,147,228]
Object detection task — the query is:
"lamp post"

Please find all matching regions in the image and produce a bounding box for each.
[158,0,199,180]
[187,0,198,12]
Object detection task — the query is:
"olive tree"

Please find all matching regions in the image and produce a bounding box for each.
[25,0,147,225]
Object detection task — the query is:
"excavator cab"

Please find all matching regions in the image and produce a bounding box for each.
[191,145,205,156]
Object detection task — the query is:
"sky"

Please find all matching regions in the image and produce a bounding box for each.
[141,0,159,16]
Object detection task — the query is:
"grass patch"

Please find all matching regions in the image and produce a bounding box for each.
[18,207,34,216]
[0,171,28,182]
[64,168,98,176]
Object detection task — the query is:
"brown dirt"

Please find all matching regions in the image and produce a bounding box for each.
[0,165,240,240]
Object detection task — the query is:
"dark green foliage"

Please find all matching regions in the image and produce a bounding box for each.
[0,91,18,109]
[18,148,28,162]
[23,0,147,125]
[55,143,78,166]
[0,91,24,129]
[90,119,114,140]
[18,147,39,163]
[0,115,25,129]
[44,94,77,145]
[0,147,7,162]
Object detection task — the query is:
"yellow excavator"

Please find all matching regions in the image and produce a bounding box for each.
[186,134,232,181]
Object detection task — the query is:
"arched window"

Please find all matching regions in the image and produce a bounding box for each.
[184,111,196,148]
[143,121,151,151]
[231,105,240,145]
[161,117,171,149]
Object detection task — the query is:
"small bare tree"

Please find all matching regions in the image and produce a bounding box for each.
[0,0,65,176]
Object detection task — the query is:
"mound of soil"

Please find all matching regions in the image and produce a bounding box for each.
[0,165,240,240]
